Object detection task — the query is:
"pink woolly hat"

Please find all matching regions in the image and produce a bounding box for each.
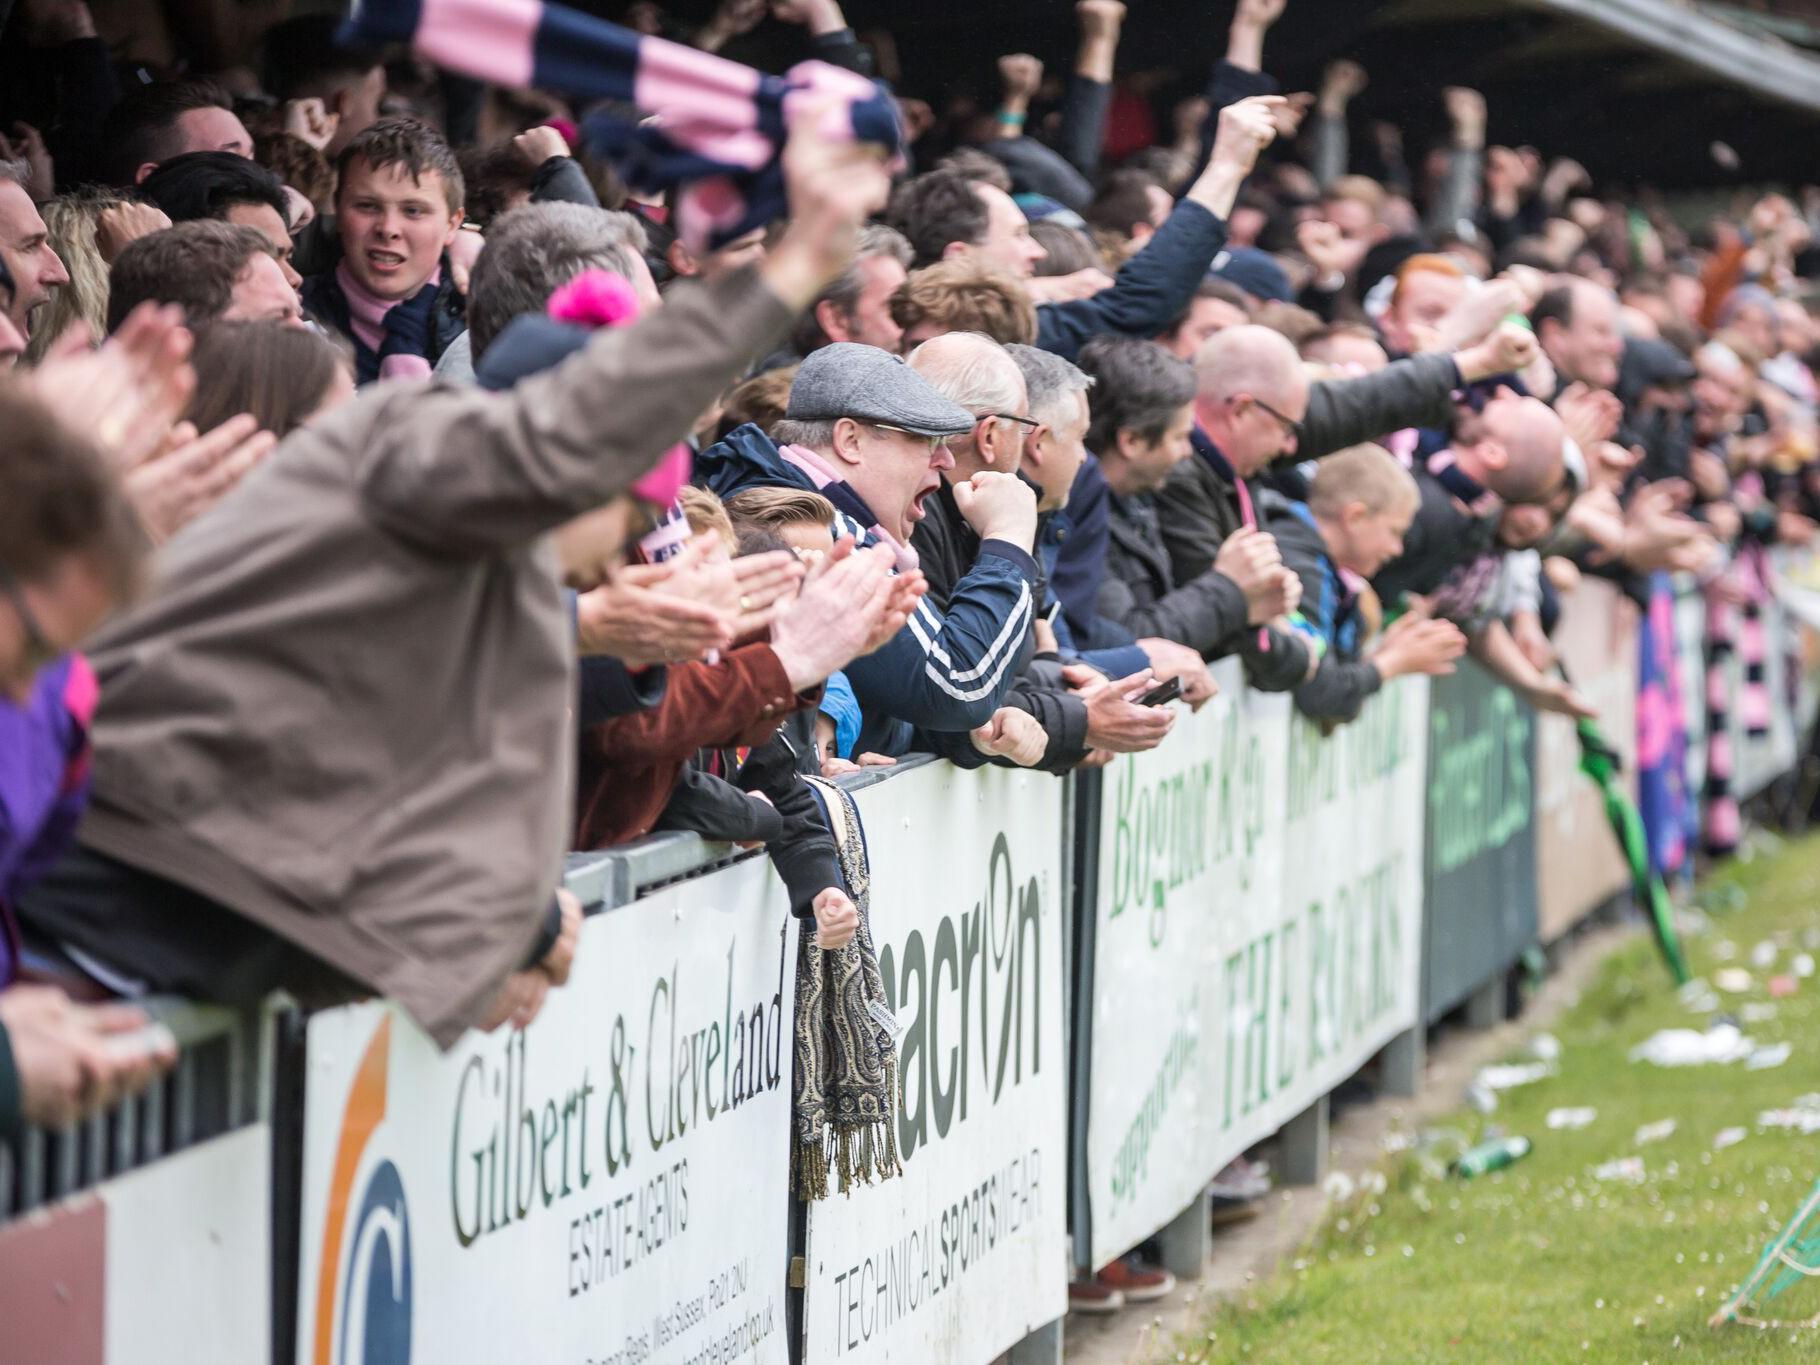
[546,271,692,508]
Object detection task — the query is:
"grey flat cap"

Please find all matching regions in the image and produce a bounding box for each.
[786,342,978,438]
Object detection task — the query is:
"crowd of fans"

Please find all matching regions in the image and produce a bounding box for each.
[1,0,1816,1313]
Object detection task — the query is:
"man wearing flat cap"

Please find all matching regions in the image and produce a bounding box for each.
[696,342,1042,757]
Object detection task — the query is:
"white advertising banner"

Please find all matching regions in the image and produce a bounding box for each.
[296,858,797,1365]
[1084,662,1288,1267]
[106,1124,271,1363]
[1277,677,1429,1115]
[0,1124,271,1364]
[1084,673,1427,1267]
[802,762,1068,1365]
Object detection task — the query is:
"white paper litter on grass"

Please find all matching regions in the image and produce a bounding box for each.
[1679,979,1721,1014]
[1593,1157,1647,1184]
[1713,1127,1748,1150]
[1795,953,1817,979]
[1477,1062,1553,1090]
[1751,941,1779,969]
[1758,1098,1820,1134]
[1547,1108,1598,1130]
[1635,1119,1678,1145]
[1629,1025,1755,1068]
[1530,1033,1562,1063]
[1715,967,1754,993]
[1747,1042,1792,1070]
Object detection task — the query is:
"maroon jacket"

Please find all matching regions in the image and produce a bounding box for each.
[574,643,814,849]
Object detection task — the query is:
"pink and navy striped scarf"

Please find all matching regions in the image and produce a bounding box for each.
[340,0,902,252]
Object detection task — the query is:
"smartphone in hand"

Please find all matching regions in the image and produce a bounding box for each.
[1138,676,1184,707]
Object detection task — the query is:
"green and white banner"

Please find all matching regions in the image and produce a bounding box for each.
[803,763,1070,1365]
[1084,671,1428,1268]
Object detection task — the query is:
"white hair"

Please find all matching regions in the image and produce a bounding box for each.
[1006,343,1093,426]
[908,330,1027,418]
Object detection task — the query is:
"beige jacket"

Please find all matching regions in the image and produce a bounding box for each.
[80,269,794,1047]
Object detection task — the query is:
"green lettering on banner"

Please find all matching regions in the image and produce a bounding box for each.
[1274,918,1299,1095]
[1220,947,1245,1131]
[1107,751,1215,945]
[1305,896,1330,1069]
[1107,988,1198,1211]
[1430,685,1533,876]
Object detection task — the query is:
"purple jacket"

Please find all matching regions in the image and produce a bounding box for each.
[0,654,97,985]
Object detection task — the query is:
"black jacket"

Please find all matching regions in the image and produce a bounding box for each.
[529,155,602,209]
[1299,353,1462,461]
[1099,469,1303,687]
[576,657,666,729]
[659,714,841,919]
[1370,467,1502,621]
[300,252,468,381]
[1157,427,1248,586]
[1264,493,1384,724]
[1099,488,1250,655]
[910,480,1090,773]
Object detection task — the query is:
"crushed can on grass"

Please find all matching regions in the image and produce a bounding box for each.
[1455,1136,1532,1179]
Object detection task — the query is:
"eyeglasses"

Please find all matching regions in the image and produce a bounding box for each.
[990,413,1041,430]
[0,564,54,679]
[868,422,951,454]
[1245,395,1301,437]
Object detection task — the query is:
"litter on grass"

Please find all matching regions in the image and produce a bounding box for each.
[1752,941,1780,969]
[1796,953,1816,979]
[1593,1157,1647,1184]
[1770,974,1799,998]
[1530,1033,1562,1063]
[1477,1061,1553,1090]
[1748,1043,1793,1071]
[1741,1002,1781,1023]
[1630,1023,1755,1067]
[1714,1127,1749,1150]
[1636,1118,1678,1145]
[1679,977,1722,1011]
[1715,967,1755,993]
[1547,1108,1598,1130]
[1758,1096,1820,1135]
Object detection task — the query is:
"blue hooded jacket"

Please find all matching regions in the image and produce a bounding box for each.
[696,424,1038,754]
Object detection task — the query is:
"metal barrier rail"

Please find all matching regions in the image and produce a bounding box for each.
[0,760,937,1234]
[0,994,279,1219]
[563,755,938,913]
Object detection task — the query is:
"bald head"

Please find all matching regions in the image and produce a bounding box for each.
[1193,324,1311,474]
[1193,324,1304,406]
[908,330,1028,477]
[1476,395,1566,504]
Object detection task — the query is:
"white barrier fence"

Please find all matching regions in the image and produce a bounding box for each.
[1081,668,1428,1272]
[296,858,799,1365]
[12,570,1820,1365]
[801,762,1069,1365]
